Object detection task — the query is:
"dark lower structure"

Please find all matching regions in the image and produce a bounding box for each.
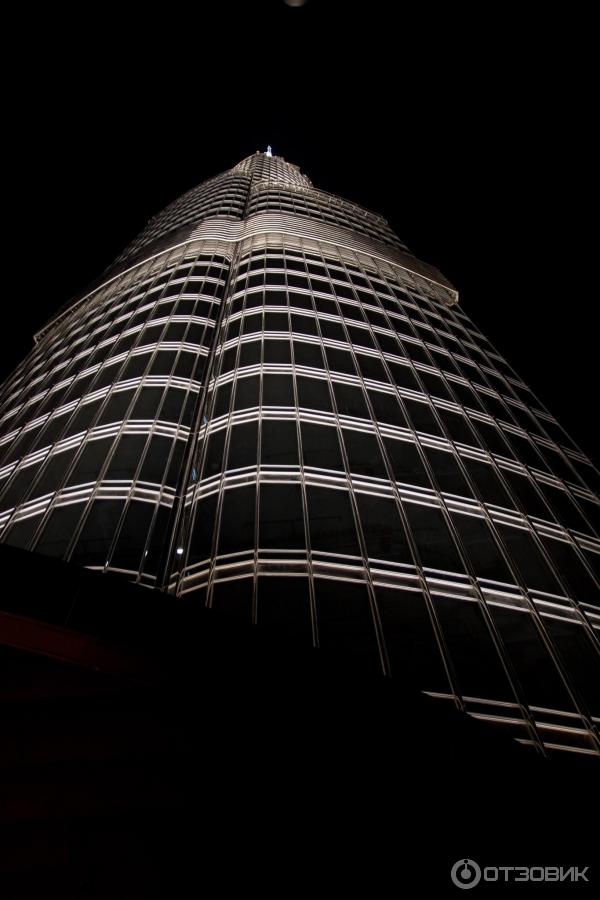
[0,151,599,772]
[1,543,598,896]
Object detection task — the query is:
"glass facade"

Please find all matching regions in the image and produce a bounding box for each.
[1,151,599,758]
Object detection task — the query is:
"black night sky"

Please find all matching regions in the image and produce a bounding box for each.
[3,2,597,465]
[1,3,598,890]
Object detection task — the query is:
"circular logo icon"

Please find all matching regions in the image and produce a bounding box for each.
[451,859,482,889]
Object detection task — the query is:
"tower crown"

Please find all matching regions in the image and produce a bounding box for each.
[231,150,312,187]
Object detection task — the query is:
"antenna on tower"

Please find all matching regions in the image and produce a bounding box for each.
[266,145,273,157]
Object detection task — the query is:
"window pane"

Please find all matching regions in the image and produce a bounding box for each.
[438,408,478,446]
[542,537,599,604]
[388,362,419,391]
[384,438,430,488]
[71,500,124,566]
[166,440,185,488]
[105,434,147,481]
[498,525,561,594]
[356,493,411,563]
[97,389,135,425]
[63,400,102,437]
[218,486,256,556]
[263,339,291,364]
[233,375,260,410]
[463,458,512,508]
[320,320,346,342]
[259,483,305,548]
[142,504,170,576]
[291,314,318,336]
[4,513,43,552]
[1,464,41,511]
[228,422,258,470]
[67,438,114,485]
[293,341,324,369]
[33,447,78,498]
[138,435,171,484]
[296,376,332,412]
[502,470,551,520]
[301,423,343,471]
[325,347,356,376]
[261,420,298,466]
[356,353,389,384]
[35,503,85,558]
[203,429,226,478]
[473,421,514,458]
[539,483,592,533]
[132,387,164,420]
[424,447,473,497]
[111,500,155,571]
[306,487,360,556]
[213,382,232,418]
[239,341,261,368]
[188,493,218,565]
[148,351,177,376]
[507,438,553,475]
[452,513,512,582]
[159,388,187,424]
[419,371,452,400]
[367,390,406,427]
[262,374,294,407]
[404,399,443,436]
[333,383,369,419]
[342,429,387,478]
[404,503,462,572]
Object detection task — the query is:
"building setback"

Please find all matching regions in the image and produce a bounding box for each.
[0,151,599,758]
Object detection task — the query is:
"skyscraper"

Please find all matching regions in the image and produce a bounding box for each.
[1,151,599,758]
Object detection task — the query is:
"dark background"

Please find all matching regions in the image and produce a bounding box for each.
[3,1,597,465]
[0,3,598,891]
